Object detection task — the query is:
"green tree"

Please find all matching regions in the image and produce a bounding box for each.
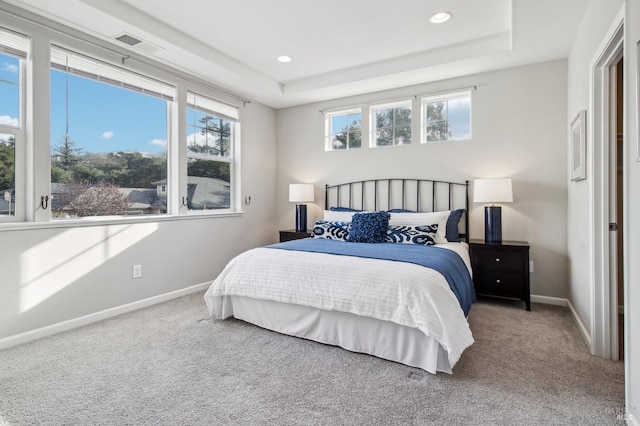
[113,152,166,188]
[187,159,230,182]
[52,134,83,171]
[0,135,16,191]
[51,135,84,183]
[189,115,231,157]
[426,101,449,142]
[333,118,362,149]
[375,107,411,146]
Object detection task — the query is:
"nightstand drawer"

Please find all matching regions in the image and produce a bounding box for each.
[474,271,526,299]
[472,249,525,272]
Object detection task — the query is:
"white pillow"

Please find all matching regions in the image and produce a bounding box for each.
[388,210,450,244]
[323,209,367,222]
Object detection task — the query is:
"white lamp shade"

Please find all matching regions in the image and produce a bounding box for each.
[473,178,513,203]
[289,184,314,203]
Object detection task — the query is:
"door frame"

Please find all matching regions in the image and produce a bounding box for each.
[589,12,624,359]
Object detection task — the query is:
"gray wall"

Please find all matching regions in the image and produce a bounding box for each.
[276,60,569,299]
[0,101,278,340]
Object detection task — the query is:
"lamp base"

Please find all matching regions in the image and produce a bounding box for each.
[485,205,502,243]
[295,204,307,232]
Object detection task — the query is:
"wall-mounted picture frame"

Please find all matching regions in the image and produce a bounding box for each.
[571,110,587,181]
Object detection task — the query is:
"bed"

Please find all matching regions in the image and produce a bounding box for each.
[204,179,475,374]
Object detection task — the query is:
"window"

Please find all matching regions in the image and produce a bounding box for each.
[0,22,245,226]
[325,108,361,150]
[422,90,472,142]
[186,92,238,211]
[0,28,28,221]
[371,100,412,147]
[50,47,173,218]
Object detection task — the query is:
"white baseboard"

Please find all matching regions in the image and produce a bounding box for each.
[0,282,211,351]
[566,298,592,348]
[530,294,591,349]
[530,294,567,306]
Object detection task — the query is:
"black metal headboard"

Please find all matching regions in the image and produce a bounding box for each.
[325,178,469,242]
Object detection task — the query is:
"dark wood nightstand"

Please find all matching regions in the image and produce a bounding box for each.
[279,229,312,242]
[469,239,531,311]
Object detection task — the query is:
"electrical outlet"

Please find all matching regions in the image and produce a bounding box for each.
[132,264,142,279]
[529,260,534,273]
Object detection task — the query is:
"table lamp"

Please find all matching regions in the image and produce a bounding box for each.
[289,183,314,232]
[473,178,513,243]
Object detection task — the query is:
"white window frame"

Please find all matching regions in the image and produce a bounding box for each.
[0,29,28,223]
[49,46,174,219]
[0,18,247,230]
[369,99,412,147]
[421,89,472,143]
[324,107,362,151]
[186,91,239,213]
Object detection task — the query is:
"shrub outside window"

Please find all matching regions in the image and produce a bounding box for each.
[371,100,411,147]
[325,108,361,151]
[422,90,472,143]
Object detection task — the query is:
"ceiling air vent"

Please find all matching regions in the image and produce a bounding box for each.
[114,33,163,54]
[115,33,142,47]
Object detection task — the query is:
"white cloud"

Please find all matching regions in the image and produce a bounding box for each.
[149,138,166,147]
[0,115,18,127]
[0,133,13,143]
[187,132,209,147]
[2,62,18,74]
[101,131,114,139]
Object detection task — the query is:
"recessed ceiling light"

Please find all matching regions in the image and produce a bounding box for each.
[277,55,292,63]
[429,11,451,24]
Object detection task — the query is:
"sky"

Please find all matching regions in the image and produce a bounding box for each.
[0,54,19,130]
[1,51,166,155]
[50,69,168,155]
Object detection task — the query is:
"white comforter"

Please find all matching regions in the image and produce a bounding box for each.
[204,243,474,368]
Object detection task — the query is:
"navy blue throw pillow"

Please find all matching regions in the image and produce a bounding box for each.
[446,209,465,242]
[348,211,390,243]
[388,208,416,213]
[330,207,362,212]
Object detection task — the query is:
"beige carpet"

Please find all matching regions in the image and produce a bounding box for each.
[0,292,625,425]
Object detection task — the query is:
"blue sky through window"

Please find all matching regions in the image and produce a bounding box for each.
[50,70,168,155]
[0,54,19,125]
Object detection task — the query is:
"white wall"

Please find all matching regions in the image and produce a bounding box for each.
[0,6,279,343]
[0,101,278,341]
[566,0,625,348]
[567,0,639,422]
[276,60,568,299]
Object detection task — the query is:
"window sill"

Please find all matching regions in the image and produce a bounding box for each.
[0,211,244,232]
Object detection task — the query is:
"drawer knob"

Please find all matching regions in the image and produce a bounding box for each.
[496,279,501,284]
[495,258,501,262]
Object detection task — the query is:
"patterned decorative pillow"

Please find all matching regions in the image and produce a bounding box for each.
[388,211,450,244]
[312,220,350,241]
[347,211,390,243]
[386,224,439,245]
